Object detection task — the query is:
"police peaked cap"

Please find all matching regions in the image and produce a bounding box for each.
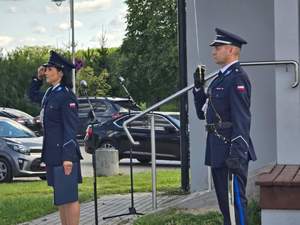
[210,28,247,48]
[43,50,75,72]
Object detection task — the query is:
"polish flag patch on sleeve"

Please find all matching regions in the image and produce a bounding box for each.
[69,102,76,108]
[237,85,246,92]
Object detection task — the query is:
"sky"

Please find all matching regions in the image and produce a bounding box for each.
[0,0,127,52]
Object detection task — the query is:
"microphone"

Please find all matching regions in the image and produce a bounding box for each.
[80,80,88,89]
[117,76,140,111]
[80,80,96,122]
[118,76,125,84]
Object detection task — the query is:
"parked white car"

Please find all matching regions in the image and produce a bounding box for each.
[0,117,45,182]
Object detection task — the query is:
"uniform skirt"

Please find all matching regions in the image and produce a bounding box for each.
[46,162,83,187]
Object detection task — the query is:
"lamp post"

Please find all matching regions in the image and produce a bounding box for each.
[52,0,76,93]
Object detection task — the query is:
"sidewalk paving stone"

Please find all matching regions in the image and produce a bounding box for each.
[18,193,187,225]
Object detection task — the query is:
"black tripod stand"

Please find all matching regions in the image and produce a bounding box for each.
[80,80,99,225]
[103,76,143,220]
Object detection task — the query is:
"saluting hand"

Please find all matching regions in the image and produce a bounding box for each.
[37,66,46,80]
[63,161,73,175]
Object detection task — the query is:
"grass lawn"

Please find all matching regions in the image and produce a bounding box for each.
[0,169,181,225]
[134,200,261,225]
[134,209,223,225]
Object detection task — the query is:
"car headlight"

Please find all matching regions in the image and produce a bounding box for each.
[7,142,30,155]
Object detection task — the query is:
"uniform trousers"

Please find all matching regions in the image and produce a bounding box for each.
[211,164,248,225]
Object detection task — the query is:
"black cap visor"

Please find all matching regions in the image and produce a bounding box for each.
[42,62,64,69]
[209,40,242,48]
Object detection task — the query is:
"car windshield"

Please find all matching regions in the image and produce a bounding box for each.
[0,120,36,138]
[0,108,33,119]
[113,100,141,111]
[0,111,16,118]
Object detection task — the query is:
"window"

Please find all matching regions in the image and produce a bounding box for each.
[0,121,35,138]
[114,116,129,127]
[114,115,149,129]
[93,101,108,113]
[153,115,176,131]
[130,116,149,129]
[78,100,108,117]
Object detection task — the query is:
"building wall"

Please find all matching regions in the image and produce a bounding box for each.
[186,0,278,191]
[262,210,300,225]
[274,0,300,164]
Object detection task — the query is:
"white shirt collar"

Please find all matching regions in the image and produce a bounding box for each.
[52,83,61,91]
[220,60,238,73]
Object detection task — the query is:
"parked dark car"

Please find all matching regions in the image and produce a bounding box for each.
[84,112,180,163]
[77,97,140,138]
[0,107,42,135]
[0,117,45,182]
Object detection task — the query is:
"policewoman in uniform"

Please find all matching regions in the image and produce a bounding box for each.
[193,28,257,225]
[29,50,83,225]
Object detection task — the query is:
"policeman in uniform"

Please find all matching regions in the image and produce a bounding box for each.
[193,28,257,225]
[29,50,82,225]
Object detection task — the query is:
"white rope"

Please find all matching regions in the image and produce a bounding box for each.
[193,0,200,60]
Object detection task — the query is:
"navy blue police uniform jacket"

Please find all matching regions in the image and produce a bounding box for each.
[193,62,257,168]
[29,78,83,166]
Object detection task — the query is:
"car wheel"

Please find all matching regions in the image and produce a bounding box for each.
[0,158,13,183]
[137,157,151,164]
[39,176,47,180]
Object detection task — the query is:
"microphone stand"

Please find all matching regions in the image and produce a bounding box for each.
[103,78,143,220]
[81,85,99,225]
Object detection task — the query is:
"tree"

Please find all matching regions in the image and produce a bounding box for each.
[76,31,121,98]
[76,66,111,97]
[0,46,118,115]
[0,46,50,115]
[76,48,96,69]
[121,0,178,106]
[79,30,110,75]
[96,29,109,72]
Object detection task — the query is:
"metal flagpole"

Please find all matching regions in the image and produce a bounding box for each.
[70,0,76,93]
[192,0,213,192]
[51,0,76,92]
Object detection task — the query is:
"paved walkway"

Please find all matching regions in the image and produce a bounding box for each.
[18,193,187,225]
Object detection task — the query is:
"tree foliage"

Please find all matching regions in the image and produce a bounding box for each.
[76,66,111,97]
[0,46,50,115]
[0,46,115,116]
[0,0,179,115]
[121,0,178,105]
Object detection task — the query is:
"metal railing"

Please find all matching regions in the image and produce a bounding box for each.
[241,60,299,88]
[122,60,299,209]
